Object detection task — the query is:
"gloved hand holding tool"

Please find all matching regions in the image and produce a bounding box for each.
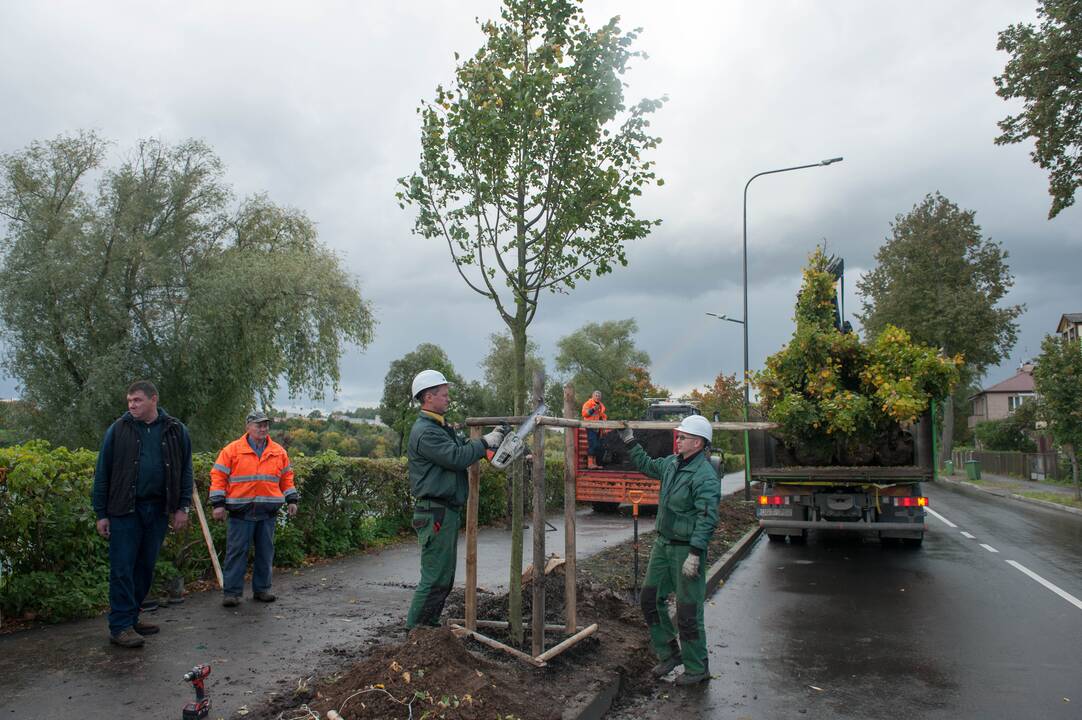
[482,426,506,449]
[682,553,700,578]
[620,422,635,445]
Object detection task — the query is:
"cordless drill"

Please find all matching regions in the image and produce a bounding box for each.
[181,664,211,720]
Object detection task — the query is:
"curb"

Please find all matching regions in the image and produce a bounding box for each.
[706,524,763,596]
[936,476,1082,518]
[562,671,623,720]
[564,522,763,720]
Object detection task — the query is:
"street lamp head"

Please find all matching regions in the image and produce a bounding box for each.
[820,157,844,166]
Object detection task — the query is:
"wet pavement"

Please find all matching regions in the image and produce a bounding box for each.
[0,501,662,720]
[610,481,1082,719]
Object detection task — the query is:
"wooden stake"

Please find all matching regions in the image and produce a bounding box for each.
[450,625,547,667]
[562,384,578,635]
[191,485,223,588]
[531,370,546,658]
[466,426,481,632]
[535,623,600,663]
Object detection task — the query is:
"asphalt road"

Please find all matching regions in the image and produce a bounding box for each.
[611,480,1082,720]
[0,505,657,720]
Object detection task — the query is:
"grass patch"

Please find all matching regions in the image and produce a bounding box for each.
[1017,491,1082,510]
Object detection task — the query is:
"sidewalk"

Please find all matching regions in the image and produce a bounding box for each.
[0,506,656,720]
[938,469,1082,515]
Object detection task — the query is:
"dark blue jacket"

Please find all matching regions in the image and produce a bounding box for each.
[92,409,193,518]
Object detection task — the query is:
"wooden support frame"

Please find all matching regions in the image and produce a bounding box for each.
[460,403,775,666]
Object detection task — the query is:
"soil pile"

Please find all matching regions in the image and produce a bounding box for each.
[257,575,653,720]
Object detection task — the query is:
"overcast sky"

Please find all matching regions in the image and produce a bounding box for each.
[1,0,1078,411]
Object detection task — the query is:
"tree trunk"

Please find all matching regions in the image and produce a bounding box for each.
[939,396,955,466]
[507,302,529,646]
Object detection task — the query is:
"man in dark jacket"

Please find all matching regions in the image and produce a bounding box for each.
[92,381,193,648]
[621,414,719,685]
[405,369,504,629]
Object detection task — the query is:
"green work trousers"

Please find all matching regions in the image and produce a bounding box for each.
[640,537,708,675]
[406,502,461,629]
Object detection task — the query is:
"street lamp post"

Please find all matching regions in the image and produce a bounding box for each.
[740,157,843,500]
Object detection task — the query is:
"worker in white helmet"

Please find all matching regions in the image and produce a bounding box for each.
[405,369,505,629]
[620,413,720,685]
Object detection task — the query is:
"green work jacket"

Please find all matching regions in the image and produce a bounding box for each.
[629,444,720,555]
[407,412,488,509]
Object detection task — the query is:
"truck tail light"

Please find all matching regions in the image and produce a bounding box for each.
[895,496,928,507]
[758,495,786,506]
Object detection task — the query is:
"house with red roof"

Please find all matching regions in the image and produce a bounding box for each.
[968,361,1036,429]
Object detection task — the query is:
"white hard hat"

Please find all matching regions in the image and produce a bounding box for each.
[676,414,713,443]
[411,369,450,399]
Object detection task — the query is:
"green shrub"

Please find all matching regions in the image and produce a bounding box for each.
[0,441,567,623]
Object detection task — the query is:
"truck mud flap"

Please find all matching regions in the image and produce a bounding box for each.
[760,520,928,532]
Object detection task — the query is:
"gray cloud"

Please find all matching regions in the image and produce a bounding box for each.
[1,0,1077,409]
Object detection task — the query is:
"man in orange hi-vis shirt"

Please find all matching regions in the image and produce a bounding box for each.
[581,390,607,469]
[209,411,298,607]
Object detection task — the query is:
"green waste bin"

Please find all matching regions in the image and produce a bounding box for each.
[965,459,981,481]
[944,460,954,476]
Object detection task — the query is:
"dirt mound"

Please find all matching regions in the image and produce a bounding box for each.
[259,577,653,720]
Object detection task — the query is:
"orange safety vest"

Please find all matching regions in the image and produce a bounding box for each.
[209,434,297,511]
[581,398,607,422]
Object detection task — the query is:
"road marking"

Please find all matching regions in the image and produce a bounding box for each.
[924,507,956,528]
[960,531,976,539]
[1007,560,1082,611]
[980,543,999,554]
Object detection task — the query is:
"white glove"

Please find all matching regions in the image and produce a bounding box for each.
[482,428,506,449]
[682,553,701,578]
[620,424,635,445]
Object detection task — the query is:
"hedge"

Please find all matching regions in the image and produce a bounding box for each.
[0,441,567,623]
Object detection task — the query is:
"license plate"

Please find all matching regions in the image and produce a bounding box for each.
[758,508,791,517]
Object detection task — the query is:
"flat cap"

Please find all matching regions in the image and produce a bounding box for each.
[245,411,270,424]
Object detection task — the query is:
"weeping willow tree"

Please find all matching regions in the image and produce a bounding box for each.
[0,132,374,450]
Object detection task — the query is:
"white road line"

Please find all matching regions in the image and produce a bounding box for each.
[924,507,957,528]
[980,543,999,554]
[1007,560,1082,611]
[960,531,976,539]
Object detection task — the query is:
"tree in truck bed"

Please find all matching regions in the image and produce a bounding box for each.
[755,248,962,466]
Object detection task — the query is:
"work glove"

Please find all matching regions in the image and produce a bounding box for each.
[482,427,506,449]
[682,552,701,578]
[586,405,598,416]
[619,423,635,445]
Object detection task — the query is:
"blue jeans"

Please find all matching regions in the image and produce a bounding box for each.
[223,515,276,597]
[587,429,603,458]
[108,501,169,635]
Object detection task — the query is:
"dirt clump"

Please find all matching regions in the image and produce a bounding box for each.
[251,577,652,720]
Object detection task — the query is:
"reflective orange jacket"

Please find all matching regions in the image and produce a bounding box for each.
[209,434,297,513]
[581,398,607,421]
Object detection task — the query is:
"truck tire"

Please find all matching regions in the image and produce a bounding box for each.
[902,535,924,548]
[591,502,620,514]
[791,530,808,544]
[767,533,787,543]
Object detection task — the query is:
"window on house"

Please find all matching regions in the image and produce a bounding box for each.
[1008,395,1031,412]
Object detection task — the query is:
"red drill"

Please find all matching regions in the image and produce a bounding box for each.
[181,664,211,720]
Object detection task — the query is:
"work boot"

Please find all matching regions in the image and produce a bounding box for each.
[133,621,160,636]
[651,654,683,678]
[253,591,277,603]
[222,594,241,607]
[675,668,711,686]
[109,628,145,648]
